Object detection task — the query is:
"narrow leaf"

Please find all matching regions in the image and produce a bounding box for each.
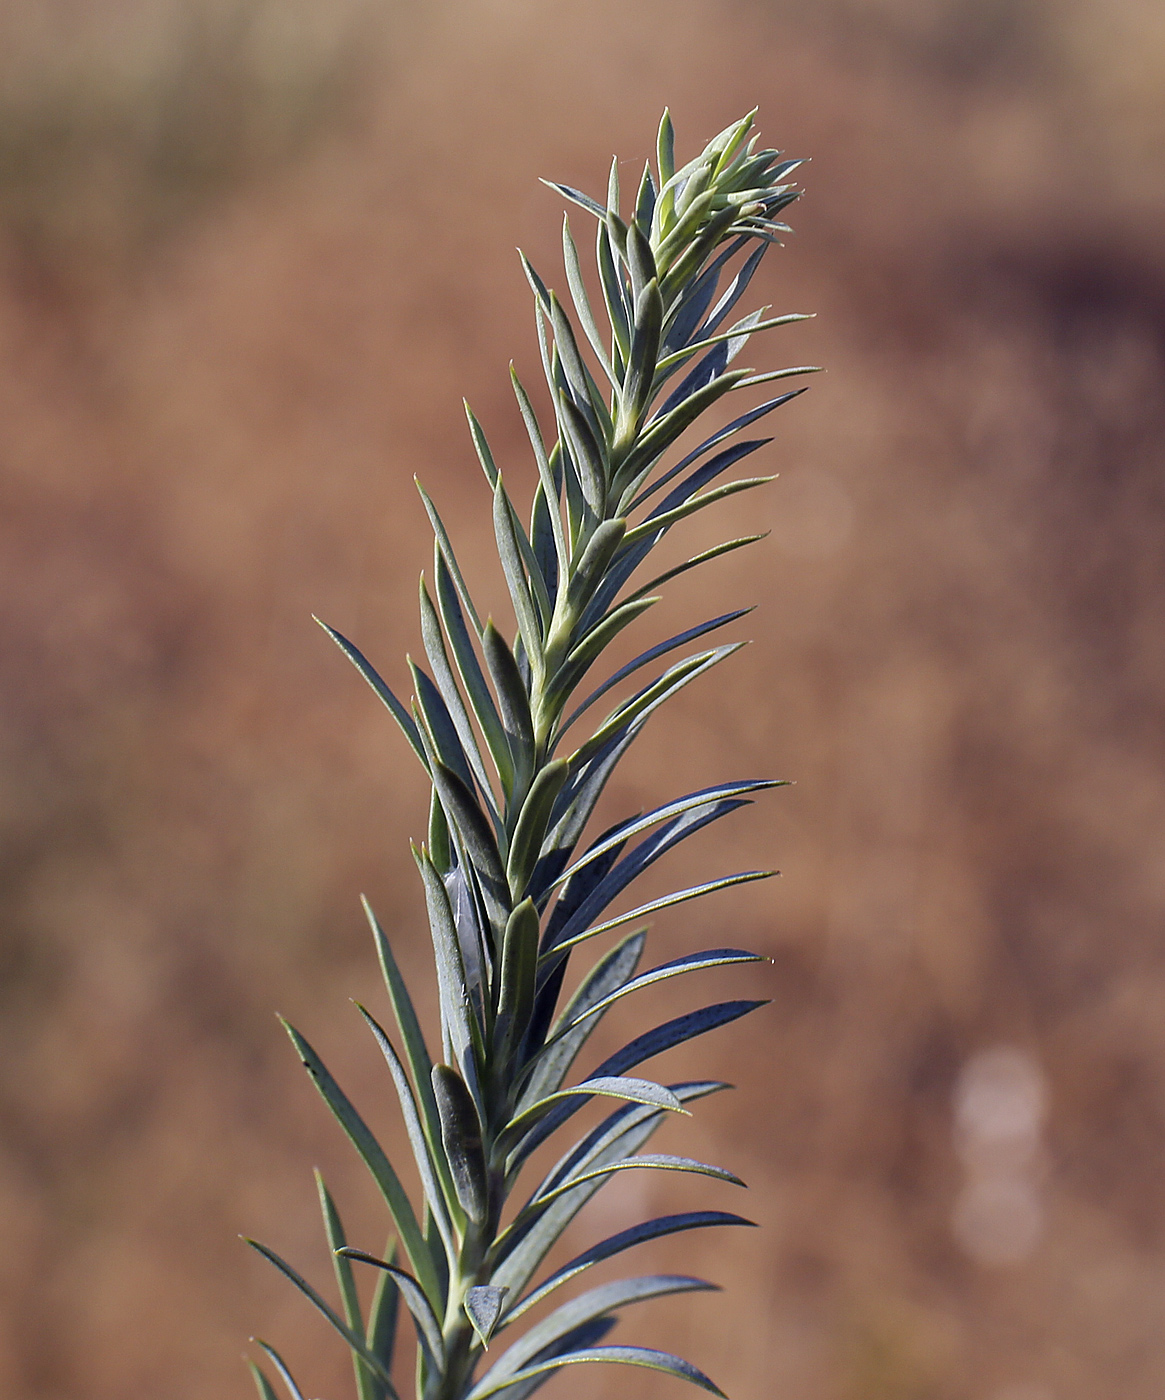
[433,1063,489,1224]
[356,1006,457,1258]
[251,1341,308,1400]
[486,1275,711,1384]
[336,1251,446,1370]
[244,1240,397,1390]
[316,620,427,770]
[316,1171,378,1400]
[508,1211,754,1323]
[279,1022,436,1303]
[467,1344,727,1400]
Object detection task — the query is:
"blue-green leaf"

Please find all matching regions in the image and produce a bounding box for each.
[250,1341,308,1400]
[316,620,427,770]
[465,1285,509,1349]
[335,1250,446,1370]
[467,1343,726,1400]
[486,1275,711,1385]
[316,1171,378,1400]
[507,1211,754,1323]
[356,1005,457,1258]
[244,1241,397,1390]
[279,1021,437,1303]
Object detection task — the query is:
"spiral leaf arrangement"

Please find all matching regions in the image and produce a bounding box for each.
[245,109,815,1400]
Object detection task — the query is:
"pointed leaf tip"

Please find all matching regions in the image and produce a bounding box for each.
[465,1285,509,1348]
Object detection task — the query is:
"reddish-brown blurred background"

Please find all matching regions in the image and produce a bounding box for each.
[1,2,1163,1397]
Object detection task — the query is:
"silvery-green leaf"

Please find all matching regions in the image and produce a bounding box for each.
[410,659,477,796]
[363,898,454,1211]
[366,1241,400,1400]
[568,645,742,769]
[465,1285,509,1349]
[434,552,514,798]
[489,1318,617,1400]
[335,1250,446,1371]
[511,369,569,576]
[316,1171,378,1400]
[467,1342,727,1400]
[545,798,755,953]
[622,279,663,429]
[557,394,606,517]
[621,476,773,549]
[244,1240,397,1391]
[433,1063,489,1225]
[493,475,545,658]
[632,389,801,509]
[549,597,658,704]
[539,179,606,220]
[495,898,539,1066]
[315,619,427,770]
[415,479,484,638]
[356,1005,457,1258]
[549,870,774,955]
[497,1076,685,1158]
[507,1211,753,1323]
[431,760,508,932]
[464,400,500,487]
[547,948,766,1038]
[596,221,631,364]
[561,612,752,735]
[518,928,644,1118]
[512,1000,765,1166]
[419,576,499,820]
[551,778,777,888]
[279,1021,436,1304]
[564,517,626,616]
[485,1275,711,1386]
[491,1082,728,1297]
[562,215,615,386]
[246,1358,282,1400]
[415,846,479,1076]
[507,759,569,900]
[483,623,535,797]
[622,534,767,606]
[626,221,656,304]
[633,161,656,236]
[250,1341,307,1400]
[526,1152,744,1215]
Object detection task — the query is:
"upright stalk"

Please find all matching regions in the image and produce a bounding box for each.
[245,109,817,1400]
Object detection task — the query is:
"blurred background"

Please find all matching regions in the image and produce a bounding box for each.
[1,1,1163,1397]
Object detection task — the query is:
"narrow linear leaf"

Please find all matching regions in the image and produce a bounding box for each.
[246,1359,282,1400]
[316,1171,378,1400]
[251,1341,308,1400]
[416,479,485,638]
[244,1240,397,1390]
[548,948,767,1035]
[363,899,455,1212]
[548,871,774,955]
[497,1076,686,1157]
[528,1152,745,1213]
[433,1062,490,1225]
[355,1006,457,1259]
[486,1275,712,1384]
[336,1251,446,1370]
[507,1211,755,1324]
[467,1343,727,1400]
[279,1021,437,1303]
[315,620,427,770]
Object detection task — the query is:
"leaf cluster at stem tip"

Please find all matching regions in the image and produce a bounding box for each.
[247,107,816,1400]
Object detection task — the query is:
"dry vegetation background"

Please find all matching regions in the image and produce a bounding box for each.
[1,1,1163,1398]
